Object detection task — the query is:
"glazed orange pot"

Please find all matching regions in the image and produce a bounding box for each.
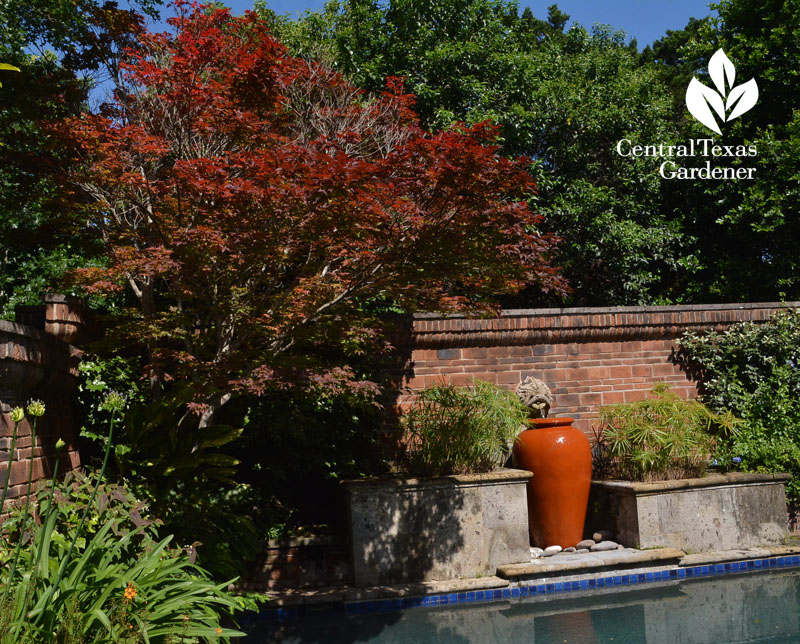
[512,417,592,548]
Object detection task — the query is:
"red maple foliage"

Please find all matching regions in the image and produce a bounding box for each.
[58,1,566,423]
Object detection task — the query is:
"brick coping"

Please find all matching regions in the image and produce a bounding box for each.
[413,301,800,320]
[406,302,800,348]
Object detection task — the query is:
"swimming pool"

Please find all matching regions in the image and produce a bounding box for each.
[251,567,800,643]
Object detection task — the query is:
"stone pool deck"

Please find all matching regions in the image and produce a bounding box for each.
[263,543,800,610]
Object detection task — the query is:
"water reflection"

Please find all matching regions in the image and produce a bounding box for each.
[251,569,800,644]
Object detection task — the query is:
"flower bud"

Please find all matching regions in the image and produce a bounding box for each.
[101,391,127,413]
[9,407,24,423]
[27,400,45,417]
[55,438,66,451]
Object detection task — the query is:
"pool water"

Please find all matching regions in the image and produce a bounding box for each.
[251,568,800,643]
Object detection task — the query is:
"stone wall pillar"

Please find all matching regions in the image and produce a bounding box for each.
[0,318,82,507]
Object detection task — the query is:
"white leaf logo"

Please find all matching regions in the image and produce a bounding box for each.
[685,49,758,135]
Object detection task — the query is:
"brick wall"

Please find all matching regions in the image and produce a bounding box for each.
[400,302,798,434]
[1,298,84,509]
[243,536,352,590]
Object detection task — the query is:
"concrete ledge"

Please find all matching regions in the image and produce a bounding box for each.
[341,468,532,491]
[681,544,800,566]
[497,548,685,581]
[267,576,510,606]
[592,472,791,496]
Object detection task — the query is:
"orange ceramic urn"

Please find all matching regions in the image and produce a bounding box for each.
[512,417,592,548]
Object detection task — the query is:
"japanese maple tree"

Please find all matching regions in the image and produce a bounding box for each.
[59,1,566,424]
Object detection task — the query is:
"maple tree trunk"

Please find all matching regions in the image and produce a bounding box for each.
[198,392,232,429]
[139,279,162,403]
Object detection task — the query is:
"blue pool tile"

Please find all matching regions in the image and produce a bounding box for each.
[769,558,778,567]
[646,572,654,581]
[466,592,475,603]
[588,578,596,588]
[421,597,431,607]
[475,591,484,601]
[554,582,563,592]
[654,571,662,580]
[457,592,467,602]
[754,559,763,568]
[678,568,686,578]
[580,580,589,589]
[571,581,580,590]
[519,586,529,597]
[597,578,605,587]
[429,596,439,606]
[546,583,555,593]
[629,575,638,584]
[715,564,724,573]
[502,588,511,599]
[638,573,646,582]
[511,587,520,598]
[613,576,622,585]
[448,593,457,603]
[793,556,800,564]
[537,584,546,594]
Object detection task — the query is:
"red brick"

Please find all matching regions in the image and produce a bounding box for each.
[652,363,679,377]
[496,371,522,385]
[585,366,611,380]
[624,390,649,403]
[601,391,626,405]
[609,365,633,378]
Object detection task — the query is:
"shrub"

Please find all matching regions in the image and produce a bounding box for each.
[0,402,251,644]
[679,310,800,502]
[0,470,250,643]
[593,383,738,482]
[402,380,529,476]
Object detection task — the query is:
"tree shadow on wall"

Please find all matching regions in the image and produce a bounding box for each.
[669,345,705,387]
[351,479,469,586]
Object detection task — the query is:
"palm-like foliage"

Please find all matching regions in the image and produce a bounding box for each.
[595,383,739,481]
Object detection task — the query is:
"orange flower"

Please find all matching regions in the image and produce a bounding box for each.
[216,627,222,634]
[123,582,137,602]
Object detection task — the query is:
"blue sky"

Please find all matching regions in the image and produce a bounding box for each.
[142,1,716,48]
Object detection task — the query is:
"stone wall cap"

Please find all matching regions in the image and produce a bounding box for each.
[341,467,532,490]
[42,293,85,305]
[591,472,791,494]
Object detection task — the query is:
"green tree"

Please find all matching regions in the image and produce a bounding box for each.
[668,0,800,302]
[0,0,161,317]
[282,1,692,304]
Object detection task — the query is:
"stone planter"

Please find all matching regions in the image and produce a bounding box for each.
[342,468,532,587]
[589,473,791,552]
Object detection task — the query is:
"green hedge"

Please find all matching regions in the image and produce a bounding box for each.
[679,310,800,502]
